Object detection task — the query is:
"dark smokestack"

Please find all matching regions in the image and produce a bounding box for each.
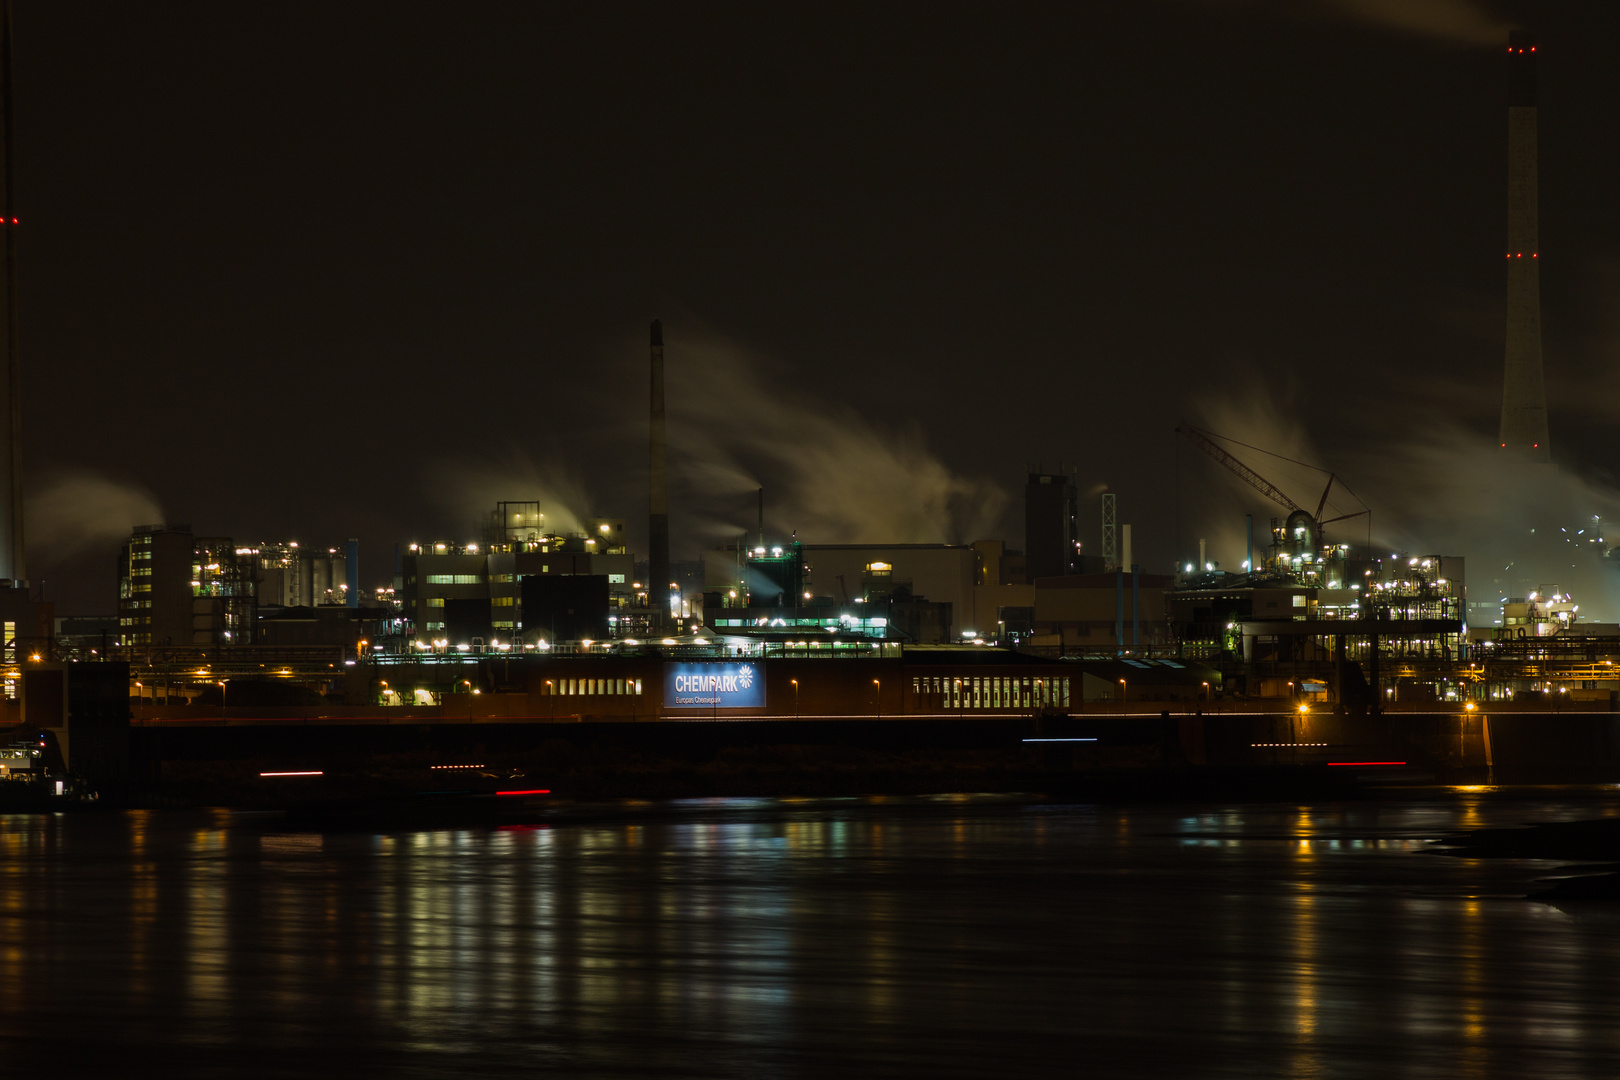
[649,319,670,615]
[1499,29,1550,461]
[0,0,22,581]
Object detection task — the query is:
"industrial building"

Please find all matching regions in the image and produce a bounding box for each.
[400,504,635,649]
[251,540,357,608]
[699,541,970,644]
[1024,471,1079,580]
[117,524,255,648]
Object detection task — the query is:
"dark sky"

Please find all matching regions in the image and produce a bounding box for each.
[17,0,1620,614]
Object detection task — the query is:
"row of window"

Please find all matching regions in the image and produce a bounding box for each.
[423,574,482,585]
[912,675,1070,710]
[542,678,644,696]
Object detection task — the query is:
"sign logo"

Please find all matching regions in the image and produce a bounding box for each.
[665,662,765,710]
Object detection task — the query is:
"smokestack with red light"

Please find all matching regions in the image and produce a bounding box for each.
[0,0,23,582]
[1499,30,1550,461]
[649,320,670,617]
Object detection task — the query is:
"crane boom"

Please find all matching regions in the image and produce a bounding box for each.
[1176,426,1306,515]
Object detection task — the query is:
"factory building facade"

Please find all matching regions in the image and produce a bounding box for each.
[401,512,635,648]
[117,524,255,648]
[1024,471,1079,580]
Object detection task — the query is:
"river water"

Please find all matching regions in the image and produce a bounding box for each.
[2,790,1619,1078]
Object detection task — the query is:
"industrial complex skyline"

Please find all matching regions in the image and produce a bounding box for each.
[9,2,1620,616]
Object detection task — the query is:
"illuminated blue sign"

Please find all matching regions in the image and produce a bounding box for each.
[665,662,765,710]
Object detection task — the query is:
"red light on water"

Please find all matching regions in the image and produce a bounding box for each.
[496,789,551,796]
[1327,762,1406,767]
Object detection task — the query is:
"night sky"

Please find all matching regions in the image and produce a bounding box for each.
[17,1,1620,614]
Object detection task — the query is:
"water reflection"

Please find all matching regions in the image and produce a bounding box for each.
[0,794,1618,1076]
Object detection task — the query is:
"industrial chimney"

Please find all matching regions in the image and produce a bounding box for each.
[649,320,670,616]
[0,1,23,582]
[1498,30,1550,461]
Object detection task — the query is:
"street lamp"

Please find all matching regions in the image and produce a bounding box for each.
[546,679,553,721]
[1119,678,1127,714]
[873,678,881,719]
[790,678,799,719]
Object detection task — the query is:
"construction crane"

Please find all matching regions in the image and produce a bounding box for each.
[1175,425,1368,560]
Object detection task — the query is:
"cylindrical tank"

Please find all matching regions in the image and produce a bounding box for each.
[1284,510,1316,557]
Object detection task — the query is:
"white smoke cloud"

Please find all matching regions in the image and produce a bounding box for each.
[27,470,163,562]
[1341,424,1620,621]
[1317,0,1512,46]
[665,332,1007,545]
[1189,389,1620,621]
[423,452,589,539]
[1220,0,1513,48]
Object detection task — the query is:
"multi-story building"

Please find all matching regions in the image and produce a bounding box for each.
[401,505,637,647]
[118,524,195,647]
[1025,472,1079,581]
[118,525,254,647]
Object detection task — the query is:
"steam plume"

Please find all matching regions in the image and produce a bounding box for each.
[424,452,588,538]
[1189,390,1620,621]
[27,470,163,562]
[1317,0,1511,47]
[665,332,1006,545]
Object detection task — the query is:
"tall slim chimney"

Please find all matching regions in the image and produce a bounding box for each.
[1499,30,1550,461]
[0,0,23,582]
[648,320,670,615]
